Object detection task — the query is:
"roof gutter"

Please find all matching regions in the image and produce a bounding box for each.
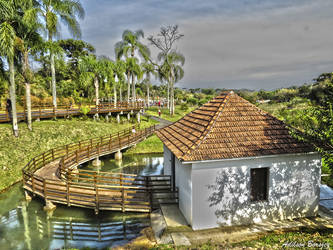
[181,151,319,165]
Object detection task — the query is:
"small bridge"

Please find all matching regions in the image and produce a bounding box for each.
[0,102,143,123]
[22,125,178,214]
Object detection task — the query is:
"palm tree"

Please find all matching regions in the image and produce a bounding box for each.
[0,0,23,136]
[35,0,85,108]
[16,2,44,131]
[114,60,126,103]
[115,30,150,102]
[125,57,140,103]
[79,55,104,117]
[141,62,156,107]
[158,51,185,115]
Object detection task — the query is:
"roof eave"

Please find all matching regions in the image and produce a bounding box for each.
[181,151,320,165]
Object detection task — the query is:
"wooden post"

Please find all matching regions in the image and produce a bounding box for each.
[24,104,26,121]
[5,109,9,122]
[42,153,45,166]
[121,188,125,212]
[88,145,90,159]
[52,149,55,160]
[94,175,99,213]
[39,106,41,119]
[75,150,78,164]
[66,145,69,156]
[53,106,56,118]
[66,177,70,206]
[43,178,46,199]
[32,177,35,194]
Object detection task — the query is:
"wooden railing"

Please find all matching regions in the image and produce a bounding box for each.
[0,101,144,123]
[22,124,178,213]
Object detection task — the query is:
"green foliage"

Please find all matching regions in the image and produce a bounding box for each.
[187,97,197,106]
[180,102,188,111]
[79,105,90,116]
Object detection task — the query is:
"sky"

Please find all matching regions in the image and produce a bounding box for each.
[63,0,333,90]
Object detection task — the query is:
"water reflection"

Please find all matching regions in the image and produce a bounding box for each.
[0,154,164,250]
[83,153,164,176]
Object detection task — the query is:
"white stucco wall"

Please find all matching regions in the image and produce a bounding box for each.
[175,157,192,225]
[190,153,321,230]
[163,145,172,176]
[163,145,193,225]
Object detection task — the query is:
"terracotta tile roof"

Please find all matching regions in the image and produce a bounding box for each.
[155,91,313,162]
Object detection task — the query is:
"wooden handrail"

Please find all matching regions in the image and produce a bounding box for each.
[21,123,171,214]
[1,101,144,123]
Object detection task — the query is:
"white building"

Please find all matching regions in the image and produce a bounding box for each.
[156,91,321,230]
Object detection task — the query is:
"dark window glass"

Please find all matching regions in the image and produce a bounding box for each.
[250,168,269,201]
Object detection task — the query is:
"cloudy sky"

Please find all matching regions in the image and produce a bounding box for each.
[68,0,333,90]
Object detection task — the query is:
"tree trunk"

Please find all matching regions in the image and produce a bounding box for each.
[147,84,150,108]
[23,50,32,131]
[25,83,32,131]
[8,56,19,137]
[127,71,131,103]
[94,76,99,118]
[48,31,57,108]
[113,84,117,108]
[50,52,56,108]
[170,80,175,116]
[167,81,170,110]
[132,72,135,103]
[120,85,123,102]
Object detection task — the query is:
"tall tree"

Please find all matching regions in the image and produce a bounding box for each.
[36,0,85,108]
[115,29,150,102]
[148,25,184,115]
[16,1,44,131]
[114,60,126,103]
[0,0,23,136]
[141,62,156,107]
[158,51,185,115]
[78,55,104,117]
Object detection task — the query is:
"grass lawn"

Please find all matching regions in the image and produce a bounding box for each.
[124,134,163,155]
[0,117,158,191]
[231,227,333,249]
[152,227,333,249]
[145,105,197,122]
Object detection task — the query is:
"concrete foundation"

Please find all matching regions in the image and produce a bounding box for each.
[115,150,122,161]
[137,112,141,123]
[25,191,32,202]
[44,200,56,212]
[92,157,102,167]
[127,113,130,121]
[117,114,120,123]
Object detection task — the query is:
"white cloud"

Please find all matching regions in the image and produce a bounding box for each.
[77,0,333,90]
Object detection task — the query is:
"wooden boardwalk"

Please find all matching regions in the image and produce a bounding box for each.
[22,124,178,213]
[0,101,143,123]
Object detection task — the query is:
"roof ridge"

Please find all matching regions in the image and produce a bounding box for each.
[180,92,232,160]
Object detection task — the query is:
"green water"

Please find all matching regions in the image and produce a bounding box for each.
[0,154,163,250]
[82,153,164,176]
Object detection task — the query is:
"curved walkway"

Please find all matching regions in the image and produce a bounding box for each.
[1,102,143,123]
[22,124,178,214]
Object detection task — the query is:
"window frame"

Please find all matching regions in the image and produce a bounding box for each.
[250,167,269,202]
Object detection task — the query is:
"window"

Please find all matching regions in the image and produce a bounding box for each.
[250,168,269,201]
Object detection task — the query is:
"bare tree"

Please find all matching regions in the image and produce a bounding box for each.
[148,25,184,115]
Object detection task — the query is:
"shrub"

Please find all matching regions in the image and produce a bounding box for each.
[80,105,91,116]
[180,103,188,111]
